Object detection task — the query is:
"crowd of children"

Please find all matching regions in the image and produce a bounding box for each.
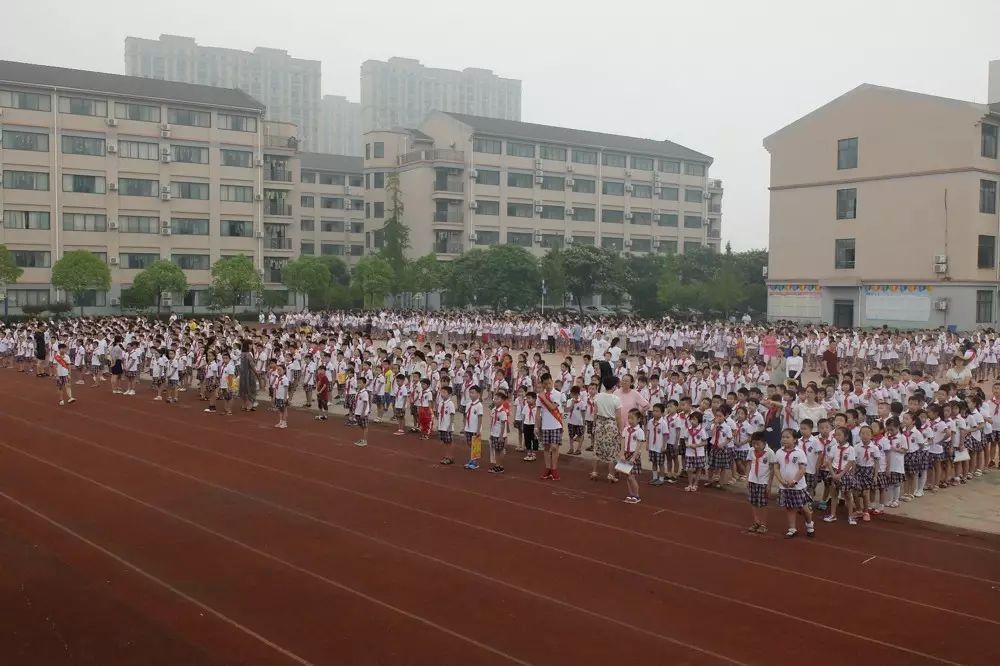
[2,312,998,538]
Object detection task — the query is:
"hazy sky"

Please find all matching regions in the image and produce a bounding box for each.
[4,0,1000,251]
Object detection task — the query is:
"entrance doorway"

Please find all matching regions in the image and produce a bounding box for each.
[833,300,854,329]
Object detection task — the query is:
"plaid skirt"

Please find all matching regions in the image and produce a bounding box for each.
[648,450,665,467]
[586,421,595,435]
[204,378,219,392]
[903,452,924,475]
[778,488,812,509]
[541,428,563,446]
[56,376,67,388]
[832,471,854,490]
[685,454,706,470]
[853,465,876,490]
[623,457,642,475]
[394,407,405,419]
[438,430,453,444]
[152,377,165,387]
[875,471,889,489]
[928,450,947,463]
[345,395,357,412]
[126,370,139,379]
[568,424,585,440]
[968,436,985,453]
[355,416,369,429]
[710,446,734,470]
[664,443,678,459]
[274,398,287,410]
[805,472,818,491]
[219,388,232,401]
[747,481,769,507]
[886,471,906,485]
[490,436,506,452]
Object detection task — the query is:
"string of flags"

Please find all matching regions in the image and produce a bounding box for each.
[767,284,821,294]
[863,285,934,294]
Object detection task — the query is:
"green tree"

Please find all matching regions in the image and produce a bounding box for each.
[0,245,24,315]
[131,259,187,314]
[208,255,262,314]
[626,253,670,317]
[540,249,567,308]
[407,253,443,309]
[282,256,333,308]
[702,260,746,317]
[378,172,410,296]
[50,250,111,315]
[441,249,487,307]
[353,256,394,308]
[561,245,627,314]
[479,245,540,310]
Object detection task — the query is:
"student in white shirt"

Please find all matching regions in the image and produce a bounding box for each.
[353,376,371,447]
[435,386,456,446]
[620,408,646,504]
[774,428,816,539]
[488,390,510,474]
[745,431,775,534]
[461,385,484,470]
[53,343,76,406]
[536,373,565,481]
[273,363,290,429]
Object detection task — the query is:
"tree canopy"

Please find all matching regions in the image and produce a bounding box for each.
[0,244,24,287]
[208,255,262,313]
[128,259,187,313]
[50,250,111,314]
[353,256,394,308]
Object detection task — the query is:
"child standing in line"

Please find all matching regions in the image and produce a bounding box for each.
[824,426,858,523]
[852,424,881,522]
[353,377,371,447]
[488,389,509,474]
[53,344,75,406]
[302,355,317,408]
[418,377,434,440]
[620,408,645,504]
[585,382,597,454]
[774,428,816,539]
[684,411,707,492]
[218,352,236,416]
[436,385,456,453]
[513,387,526,451]
[166,350,182,404]
[521,391,539,462]
[315,367,330,421]
[647,403,668,485]
[343,367,358,425]
[746,431,774,534]
[392,374,409,435]
[273,363,290,429]
[463,386,484,470]
[664,400,682,483]
[566,385,585,456]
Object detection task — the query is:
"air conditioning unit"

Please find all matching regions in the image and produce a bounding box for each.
[534,204,543,213]
[625,170,633,178]
[933,262,948,274]
[469,169,478,179]
[254,192,264,201]
[161,153,171,164]
[934,298,950,311]
[160,227,171,235]
[565,178,575,187]
[625,184,634,193]
[535,175,544,184]
[469,200,478,210]
[161,296,173,307]
[254,230,264,239]
[652,239,661,249]
[762,266,768,278]
[110,297,120,307]
[564,235,574,245]
[345,186,353,196]
[566,207,575,216]
[534,158,542,168]
[566,165,573,173]
[344,200,352,210]
[108,182,118,192]
[625,212,634,220]
[160,123,171,131]
[934,254,948,264]
[160,128,171,138]
[109,257,119,266]
[160,185,171,194]
[653,187,661,196]
[160,192,171,201]
[106,117,118,127]
[254,158,264,167]
[108,220,119,231]
[624,239,632,248]
[107,144,117,154]
[468,231,478,242]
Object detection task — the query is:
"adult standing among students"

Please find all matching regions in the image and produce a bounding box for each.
[613,373,649,427]
[108,335,125,394]
[785,345,805,386]
[238,338,259,411]
[821,342,840,381]
[945,354,973,397]
[33,325,47,376]
[762,328,779,372]
[592,329,610,361]
[590,362,623,482]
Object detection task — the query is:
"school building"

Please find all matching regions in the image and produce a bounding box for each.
[764,64,1000,331]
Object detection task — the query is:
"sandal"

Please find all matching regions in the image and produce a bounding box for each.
[440,457,454,465]
[607,474,618,483]
[589,471,599,480]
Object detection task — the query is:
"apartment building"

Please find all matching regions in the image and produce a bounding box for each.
[764,76,1000,330]
[317,95,362,156]
[362,112,722,260]
[360,58,521,133]
[296,152,365,273]
[125,35,322,151]
[0,59,282,310]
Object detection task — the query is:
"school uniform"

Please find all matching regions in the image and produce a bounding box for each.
[437,397,456,443]
[853,441,880,490]
[775,446,811,508]
[621,425,645,475]
[490,404,509,452]
[746,448,775,507]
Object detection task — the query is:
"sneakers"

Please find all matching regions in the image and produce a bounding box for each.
[823,515,837,523]
[67,397,76,404]
[354,439,367,447]
[805,523,816,538]
[489,464,505,474]
[58,400,65,406]
[464,460,479,470]
[541,469,553,480]
[862,512,871,522]
[623,496,641,504]
[153,396,163,401]
[204,406,216,413]
[550,469,560,481]
[848,517,858,526]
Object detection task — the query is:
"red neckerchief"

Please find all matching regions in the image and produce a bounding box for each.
[783,447,795,464]
[466,399,480,422]
[753,448,767,477]
[862,442,871,461]
[713,425,722,447]
[836,444,848,470]
[625,425,637,453]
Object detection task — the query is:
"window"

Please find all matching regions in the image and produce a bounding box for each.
[632,184,652,199]
[602,237,624,252]
[0,90,51,111]
[3,210,50,230]
[657,213,678,227]
[118,140,158,160]
[572,178,596,194]
[349,175,363,187]
[59,96,107,117]
[659,240,678,255]
[172,181,209,200]
[301,170,317,184]
[540,234,564,249]
[120,253,159,269]
[631,211,652,225]
[659,186,679,201]
[172,254,210,270]
[300,219,315,232]
[684,188,703,203]
[684,240,703,254]
[365,144,370,160]
[62,135,105,156]
[171,218,209,235]
[168,108,211,127]
[837,138,858,170]
[540,205,565,220]
[3,170,49,190]
[477,200,500,215]
[6,289,51,306]
[602,209,624,224]
[473,137,501,154]
[62,174,106,194]
[475,169,500,185]
[631,238,652,253]
[979,235,997,269]
[977,290,994,324]
[684,162,706,177]
[219,220,252,237]
[115,102,160,122]
[602,153,626,168]
[220,185,253,202]
[120,216,158,234]
[300,241,315,255]
[319,172,345,185]
[322,219,343,232]
[2,130,48,151]
[73,290,107,308]
[659,159,680,174]
[507,202,533,218]
[171,145,208,164]
[475,230,500,246]
[351,199,363,210]
[540,145,566,161]
[118,178,157,197]
[365,203,370,219]
[321,197,344,209]
[89,251,108,264]
[349,245,364,257]
[351,222,364,234]
[631,156,654,171]
[11,250,51,268]
[62,213,107,232]
[218,113,257,132]
[373,142,384,158]
[300,195,315,208]
[433,230,463,254]
[835,188,857,219]
[983,125,998,159]
[321,243,343,255]
[572,149,597,164]
[683,215,702,229]
[981,179,997,214]
[834,239,856,269]
[541,175,565,190]
[373,172,385,188]
[506,142,535,158]
[572,207,596,222]
[603,181,625,196]
[507,171,533,188]
[507,231,533,247]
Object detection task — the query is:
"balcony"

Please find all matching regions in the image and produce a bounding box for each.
[398,149,465,166]
[265,168,294,183]
[707,227,721,239]
[264,135,299,150]
[708,203,722,214]
[708,179,723,191]
[265,237,293,250]
[433,210,464,224]
[433,179,465,194]
[264,200,293,216]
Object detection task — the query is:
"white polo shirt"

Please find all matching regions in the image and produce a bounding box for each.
[746,447,775,485]
[775,447,808,490]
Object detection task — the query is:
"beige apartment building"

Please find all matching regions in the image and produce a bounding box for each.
[764,78,1000,330]
[125,35,323,151]
[362,112,722,262]
[317,95,362,156]
[360,58,522,133]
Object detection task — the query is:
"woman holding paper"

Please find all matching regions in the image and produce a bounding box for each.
[590,362,623,483]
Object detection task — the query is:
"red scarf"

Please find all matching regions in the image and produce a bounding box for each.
[753,448,767,477]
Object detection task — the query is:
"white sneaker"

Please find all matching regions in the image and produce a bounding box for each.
[58,400,65,406]
[153,396,163,401]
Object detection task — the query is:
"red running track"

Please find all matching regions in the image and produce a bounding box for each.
[0,371,998,666]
